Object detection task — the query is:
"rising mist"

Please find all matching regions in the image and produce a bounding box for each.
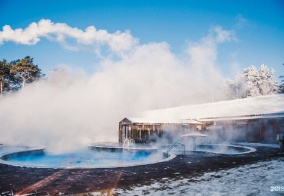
[0,21,235,153]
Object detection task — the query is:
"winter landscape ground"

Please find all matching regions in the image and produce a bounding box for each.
[113,158,284,196]
[1,2,284,196]
[0,143,283,195]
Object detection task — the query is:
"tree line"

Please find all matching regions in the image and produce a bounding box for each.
[0,56,44,94]
[223,64,284,99]
[279,64,284,93]
[0,56,283,99]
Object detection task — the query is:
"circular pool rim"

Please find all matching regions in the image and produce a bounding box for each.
[193,144,256,154]
[0,146,176,169]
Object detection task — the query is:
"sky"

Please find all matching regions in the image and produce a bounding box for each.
[0,0,283,78]
[0,0,284,151]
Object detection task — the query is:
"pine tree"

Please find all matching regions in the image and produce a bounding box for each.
[0,59,12,94]
[10,56,43,89]
[223,77,247,99]
[279,63,284,93]
[224,64,279,99]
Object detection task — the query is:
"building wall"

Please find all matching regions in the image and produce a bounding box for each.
[211,117,284,143]
[119,117,284,144]
[118,119,200,143]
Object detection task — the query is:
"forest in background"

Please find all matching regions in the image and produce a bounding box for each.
[0,56,43,94]
[0,56,283,99]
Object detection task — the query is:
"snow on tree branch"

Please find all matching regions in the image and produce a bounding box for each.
[223,64,279,99]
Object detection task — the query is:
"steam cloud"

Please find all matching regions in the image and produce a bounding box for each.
[0,20,235,153]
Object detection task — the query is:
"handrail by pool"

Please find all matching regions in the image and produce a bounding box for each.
[123,139,136,149]
[167,142,185,156]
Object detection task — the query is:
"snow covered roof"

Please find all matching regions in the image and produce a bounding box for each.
[180,133,208,138]
[143,94,284,121]
[125,117,202,124]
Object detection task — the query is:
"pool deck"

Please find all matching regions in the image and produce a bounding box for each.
[0,144,282,195]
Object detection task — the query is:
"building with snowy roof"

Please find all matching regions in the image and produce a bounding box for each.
[118,117,203,144]
[119,94,284,144]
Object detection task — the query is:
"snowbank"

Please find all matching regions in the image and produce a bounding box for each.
[114,158,284,196]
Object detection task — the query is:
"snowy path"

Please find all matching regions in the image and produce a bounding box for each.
[114,157,284,196]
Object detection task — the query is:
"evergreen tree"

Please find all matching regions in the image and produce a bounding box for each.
[223,77,247,99]
[279,63,284,93]
[10,56,43,89]
[0,59,11,93]
[224,64,279,99]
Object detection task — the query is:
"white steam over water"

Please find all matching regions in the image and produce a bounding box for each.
[0,20,235,153]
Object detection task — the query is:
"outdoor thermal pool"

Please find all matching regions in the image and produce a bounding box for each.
[0,143,280,195]
[0,141,256,169]
[0,145,174,169]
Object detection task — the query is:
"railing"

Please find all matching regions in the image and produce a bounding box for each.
[166,142,185,156]
[122,139,136,149]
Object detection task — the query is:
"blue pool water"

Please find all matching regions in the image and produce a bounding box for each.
[1,149,167,168]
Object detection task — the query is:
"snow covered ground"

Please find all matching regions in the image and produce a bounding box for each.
[1,144,283,195]
[113,157,284,196]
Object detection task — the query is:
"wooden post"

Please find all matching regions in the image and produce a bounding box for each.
[259,119,261,142]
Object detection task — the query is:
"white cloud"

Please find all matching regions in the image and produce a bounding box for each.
[0,19,138,56]
[234,14,250,28]
[187,26,236,64]
[0,21,237,153]
[230,61,242,76]
[186,26,236,88]
[0,41,226,153]
[212,25,236,43]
